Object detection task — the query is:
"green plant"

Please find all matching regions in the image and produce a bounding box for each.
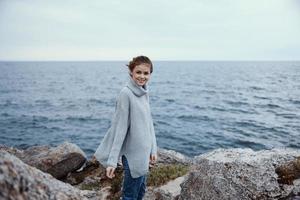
[147,164,189,187]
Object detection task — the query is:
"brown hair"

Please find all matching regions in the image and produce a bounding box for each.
[126,55,153,73]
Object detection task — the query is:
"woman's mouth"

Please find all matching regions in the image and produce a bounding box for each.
[138,79,146,84]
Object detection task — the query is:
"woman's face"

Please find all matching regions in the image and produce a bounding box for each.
[131,64,151,86]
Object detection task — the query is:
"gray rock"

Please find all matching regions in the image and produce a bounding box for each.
[0,142,86,179]
[157,148,191,166]
[0,150,104,200]
[178,148,300,200]
[147,176,186,200]
[143,187,157,200]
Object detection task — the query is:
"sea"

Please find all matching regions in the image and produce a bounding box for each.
[0,61,299,158]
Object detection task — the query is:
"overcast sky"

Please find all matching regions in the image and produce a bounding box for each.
[0,0,299,61]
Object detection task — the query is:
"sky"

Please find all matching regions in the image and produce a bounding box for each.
[0,0,300,61]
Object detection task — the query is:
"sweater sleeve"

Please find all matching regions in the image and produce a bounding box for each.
[150,115,157,155]
[106,90,130,167]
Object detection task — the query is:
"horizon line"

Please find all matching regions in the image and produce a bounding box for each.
[0,59,300,62]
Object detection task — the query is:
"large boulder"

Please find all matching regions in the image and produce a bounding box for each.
[178,148,300,200]
[0,150,105,200]
[0,142,86,179]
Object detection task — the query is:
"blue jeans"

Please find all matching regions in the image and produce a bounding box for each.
[122,155,147,200]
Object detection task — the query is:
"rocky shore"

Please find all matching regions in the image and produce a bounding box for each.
[1,142,300,200]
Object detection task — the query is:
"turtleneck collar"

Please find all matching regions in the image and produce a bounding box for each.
[127,76,148,97]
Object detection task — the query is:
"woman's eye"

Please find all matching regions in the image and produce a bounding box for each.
[144,72,149,75]
[136,71,142,74]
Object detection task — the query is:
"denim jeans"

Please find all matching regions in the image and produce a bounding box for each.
[121,155,147,200]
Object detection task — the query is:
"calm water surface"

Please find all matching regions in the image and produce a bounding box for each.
[0,61,299,157]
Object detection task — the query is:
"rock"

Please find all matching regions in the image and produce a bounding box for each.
[144,175,186,200]
[144,187,157,200]
[149,175,186,200]
[0,142,86,179]
[0,150,104,200]
[178,148,300,200]
[64,158,104,185]
[157,148,191,166]
[155,176,185,198]
[276,157,300,185]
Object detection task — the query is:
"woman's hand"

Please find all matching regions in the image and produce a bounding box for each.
[106,167,116,179]
[150,154,157,164]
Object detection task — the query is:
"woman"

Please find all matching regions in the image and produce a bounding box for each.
[94,55,157,200]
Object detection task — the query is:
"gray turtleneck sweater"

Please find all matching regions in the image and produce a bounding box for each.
[94,76,157,178]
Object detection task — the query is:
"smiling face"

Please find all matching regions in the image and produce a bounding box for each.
[131,64,151,86]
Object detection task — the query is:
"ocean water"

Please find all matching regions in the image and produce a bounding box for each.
[0,61,299,158]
